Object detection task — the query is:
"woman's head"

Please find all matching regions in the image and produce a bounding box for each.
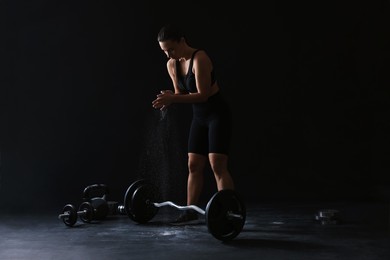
[157,24,187,60]
[157,23,185,43]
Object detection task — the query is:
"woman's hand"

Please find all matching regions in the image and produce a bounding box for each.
[152,90,174,110]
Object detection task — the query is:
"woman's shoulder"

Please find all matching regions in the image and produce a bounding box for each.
[166,58,176,70]
[193,49,213,65]
[194,48,208,57]
[166,59,178,77]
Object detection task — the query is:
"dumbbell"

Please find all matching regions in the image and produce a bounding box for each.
[82,183,127,217]
[58,202,94,227]
[315,209,341,225]
[82,184,110,220]
[123,179,246,242]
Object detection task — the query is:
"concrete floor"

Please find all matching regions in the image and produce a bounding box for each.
[1,201,390,260]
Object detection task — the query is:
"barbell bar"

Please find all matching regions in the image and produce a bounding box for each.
[123,179,246,242]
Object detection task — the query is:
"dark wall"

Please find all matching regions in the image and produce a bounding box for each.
[0,0,389,211]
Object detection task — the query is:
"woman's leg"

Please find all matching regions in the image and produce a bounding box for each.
[187,153,207,205]
[209,153,235,191]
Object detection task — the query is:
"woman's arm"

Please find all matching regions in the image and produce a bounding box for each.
[152,52,216,110]
[167,59,186,95]
[171,50,214,103]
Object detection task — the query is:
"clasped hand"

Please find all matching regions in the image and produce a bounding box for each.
[152,90,173,110]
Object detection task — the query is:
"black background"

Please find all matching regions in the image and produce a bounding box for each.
[0,0,389,211]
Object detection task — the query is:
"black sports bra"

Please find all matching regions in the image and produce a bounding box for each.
[176,49,216,93]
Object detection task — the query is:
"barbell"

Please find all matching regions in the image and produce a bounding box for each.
[123,179,246,242]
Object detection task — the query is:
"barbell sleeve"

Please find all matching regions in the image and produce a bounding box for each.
[153,201,206,215]
[227,211,244,220]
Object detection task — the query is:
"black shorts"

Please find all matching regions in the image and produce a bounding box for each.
[188,92,232,155]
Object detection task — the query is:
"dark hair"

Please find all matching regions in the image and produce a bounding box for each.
[157,23,185,42]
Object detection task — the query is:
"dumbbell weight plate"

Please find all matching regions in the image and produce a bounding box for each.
[206,189,246,242]
[78,202,94,223]
[62,204,78,227]
[129,183,160,224]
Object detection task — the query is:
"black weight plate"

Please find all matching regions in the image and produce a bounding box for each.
[62,204,77,227]
[205,189,246,242]
[124,179,149,219]
[130,183,159,224]
[78,202,93,223]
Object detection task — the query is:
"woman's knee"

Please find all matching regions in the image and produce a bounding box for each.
[188,153,207,174]
[209,153,228,175]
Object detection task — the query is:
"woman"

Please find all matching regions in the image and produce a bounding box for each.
[152,24,235,224]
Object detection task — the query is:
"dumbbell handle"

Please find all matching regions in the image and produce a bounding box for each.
[58,212,70,219]
[152,201,206,215]
[58,209,88,219]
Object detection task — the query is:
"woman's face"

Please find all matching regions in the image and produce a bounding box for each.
[159,39,182,60]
